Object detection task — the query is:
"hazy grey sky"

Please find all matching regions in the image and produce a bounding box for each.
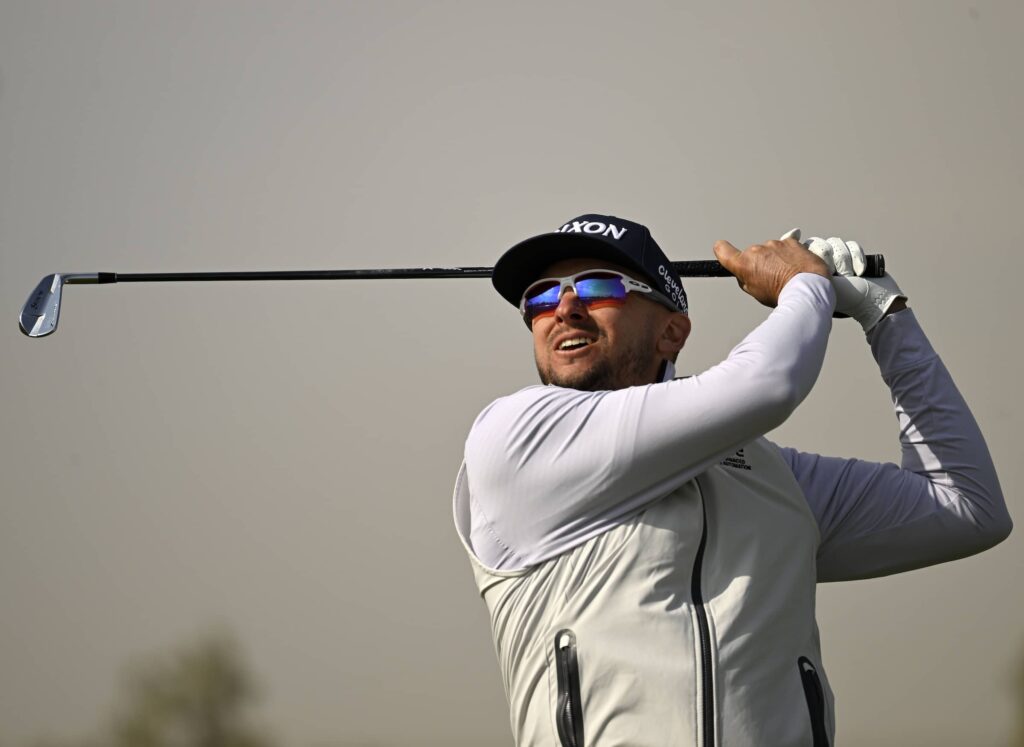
[2,2,1021,745]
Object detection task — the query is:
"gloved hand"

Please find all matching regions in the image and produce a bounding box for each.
[800,233,907,332]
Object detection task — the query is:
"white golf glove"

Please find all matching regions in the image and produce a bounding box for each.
[797,232,906,332]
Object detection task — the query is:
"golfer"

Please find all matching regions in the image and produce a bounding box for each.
[452,214,1011,747]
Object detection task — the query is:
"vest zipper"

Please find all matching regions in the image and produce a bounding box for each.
[554,629,585,747]
[691,482,714,747]
[798,656,830,747]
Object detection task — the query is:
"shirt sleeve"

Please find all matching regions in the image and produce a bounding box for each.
[464,273,836,570]
[776,309,1012,582]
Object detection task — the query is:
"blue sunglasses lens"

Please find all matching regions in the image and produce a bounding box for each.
[523,273,628,323]
[575,275,628,303]
[525,280,561,307]
[523,281,562,321]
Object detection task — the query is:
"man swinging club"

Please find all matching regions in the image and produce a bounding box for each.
[452,213,1011,746]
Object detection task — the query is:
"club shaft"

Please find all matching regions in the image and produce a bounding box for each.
[91,255,885,283]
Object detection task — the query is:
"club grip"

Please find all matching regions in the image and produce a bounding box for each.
[671,254,885,278]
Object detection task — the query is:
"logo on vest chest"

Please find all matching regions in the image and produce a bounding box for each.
[721,448,752,471]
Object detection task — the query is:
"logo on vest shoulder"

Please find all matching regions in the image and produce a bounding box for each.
[721,448,752,471]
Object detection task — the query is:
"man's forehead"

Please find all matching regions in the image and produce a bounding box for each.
[537,256,635,279]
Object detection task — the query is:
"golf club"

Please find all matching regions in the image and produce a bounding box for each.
[18,255,885,338]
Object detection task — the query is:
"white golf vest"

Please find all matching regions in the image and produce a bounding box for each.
[454,437,835,747]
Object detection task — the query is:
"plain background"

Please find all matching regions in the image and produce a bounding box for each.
[1,2,1021,745]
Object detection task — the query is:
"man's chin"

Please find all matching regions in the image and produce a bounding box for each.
[538,360,617,392]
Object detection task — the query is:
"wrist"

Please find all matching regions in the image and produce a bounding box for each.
[882,297,909,318]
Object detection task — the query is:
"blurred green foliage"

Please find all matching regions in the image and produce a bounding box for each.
[23,630,276,747]
[109,630,274,747]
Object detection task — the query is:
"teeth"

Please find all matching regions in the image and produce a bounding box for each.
[559,337,594,350]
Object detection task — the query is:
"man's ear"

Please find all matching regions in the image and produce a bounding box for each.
[657,313,691,360]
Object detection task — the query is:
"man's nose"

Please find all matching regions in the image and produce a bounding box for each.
[554,290,589,323]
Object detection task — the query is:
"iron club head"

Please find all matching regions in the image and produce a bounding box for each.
[19,274,103,338]
[19,274,64,338]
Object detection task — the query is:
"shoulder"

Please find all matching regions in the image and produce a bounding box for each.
[466,386,544,447]
[472,385,606,425]
[466,385,616,454]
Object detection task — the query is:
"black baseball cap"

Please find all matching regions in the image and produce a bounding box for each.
[492,213,688,314]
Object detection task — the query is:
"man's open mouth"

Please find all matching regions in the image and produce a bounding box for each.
[557,337,596,351]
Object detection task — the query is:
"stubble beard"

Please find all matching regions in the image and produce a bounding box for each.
[537,335,656,391]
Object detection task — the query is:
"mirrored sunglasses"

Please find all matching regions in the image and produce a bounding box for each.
[519,269,676,327]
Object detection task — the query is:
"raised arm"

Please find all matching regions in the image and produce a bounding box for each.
[779,308,1011,581]
[780,235,1011,581]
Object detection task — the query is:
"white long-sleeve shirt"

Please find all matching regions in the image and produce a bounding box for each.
[463,273,1011,575]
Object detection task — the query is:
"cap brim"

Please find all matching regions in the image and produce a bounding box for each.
[492,233,658,308]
